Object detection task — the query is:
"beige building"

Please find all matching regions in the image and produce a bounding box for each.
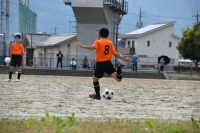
[22,33,77,68]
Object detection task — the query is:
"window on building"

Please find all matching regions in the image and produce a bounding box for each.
[128,41,130,48]
[132,41,135,48]
[138,55,147,58]
[67,44,70,55]
[120,40,125,47]
[169,41,172,47]
[147,41,150,47]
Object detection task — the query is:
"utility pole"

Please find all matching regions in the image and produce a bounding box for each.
[192,10,200,22]
[5,0,9,56]
[136,7,144,29]
[0,0,3,45]
[114,14,123,67]
[54,25,59,34]
[68,19,73,34]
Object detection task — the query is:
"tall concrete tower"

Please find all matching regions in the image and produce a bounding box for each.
[64,0,128,61]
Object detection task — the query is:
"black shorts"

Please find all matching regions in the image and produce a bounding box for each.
[94,60,116,78]
[10,54,22,67]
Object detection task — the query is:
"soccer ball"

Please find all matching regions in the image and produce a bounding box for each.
[4,57,10,63]
[102,89,114,100]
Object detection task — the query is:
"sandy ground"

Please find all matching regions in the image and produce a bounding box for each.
[0,74,200,121]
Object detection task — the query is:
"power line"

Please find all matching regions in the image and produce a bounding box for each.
[121,16,191,27]
[9,1,72,16]
[192,10,200,22]
[128,12,194,20]
[143,16,193,27]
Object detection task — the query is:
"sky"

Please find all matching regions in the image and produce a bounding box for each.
[9,0,200,38]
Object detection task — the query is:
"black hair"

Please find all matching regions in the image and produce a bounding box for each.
[99,28,109,38]
[15,34,21,38]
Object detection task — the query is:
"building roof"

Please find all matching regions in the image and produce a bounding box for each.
[126,24,166,35]
[120,21,179,39]
[22,34,76,48]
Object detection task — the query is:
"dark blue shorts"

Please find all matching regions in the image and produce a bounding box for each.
[93,60,116,78]
[10,54,22,67]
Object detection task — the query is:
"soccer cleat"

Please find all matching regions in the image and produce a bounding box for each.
[4,79,11,82]
[89,93,101,100]
[15,79,20,82]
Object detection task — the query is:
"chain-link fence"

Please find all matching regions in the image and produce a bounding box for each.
[3,51,198,72]
[23,53,179,72]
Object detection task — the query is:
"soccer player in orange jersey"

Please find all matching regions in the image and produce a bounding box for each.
[76,28,131,100]
[5,34,24,82]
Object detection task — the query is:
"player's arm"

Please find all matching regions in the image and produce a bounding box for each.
[10,44,12,58]
[114,53,131,62]
[21,45,25,63]
[76,43,95,50]
[22,53,24,63]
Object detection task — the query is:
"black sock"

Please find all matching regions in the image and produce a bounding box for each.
[18,71,22,79]
[9,70,13,79]
[93,82,100,97]
[117,67,122,79]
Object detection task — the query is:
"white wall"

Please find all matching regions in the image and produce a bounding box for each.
[29,38,77,68]
[130,25,179,63]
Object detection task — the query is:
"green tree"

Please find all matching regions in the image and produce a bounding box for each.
[177,22,200,71]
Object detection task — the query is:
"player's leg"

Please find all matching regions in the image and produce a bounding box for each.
[7,66,14,81]
[15,55,22,82]
[106,61,122,82]
[15,66,22,82]
[89,76,101,100]
[5,56,15,82]
[89,62,104,100]
[110,67,122,82]
[91,76,101,97]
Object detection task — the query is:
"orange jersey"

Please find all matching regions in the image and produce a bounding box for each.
[92,38,117,62]
[10,42,24,55]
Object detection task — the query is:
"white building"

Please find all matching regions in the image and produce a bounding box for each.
[22,33,77,68]
[118,21,180,63]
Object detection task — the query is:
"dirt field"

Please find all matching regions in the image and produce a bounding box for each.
[0,74,200,121]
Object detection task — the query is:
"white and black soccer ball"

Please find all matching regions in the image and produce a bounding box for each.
[102,89,114,100]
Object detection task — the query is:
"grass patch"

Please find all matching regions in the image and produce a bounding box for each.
[167,72,200,80]
[0,113,200,133]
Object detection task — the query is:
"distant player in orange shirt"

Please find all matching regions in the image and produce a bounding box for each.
[5,34,24,82]
[76,28,131,100]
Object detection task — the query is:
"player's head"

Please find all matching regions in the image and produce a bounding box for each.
[15,34,21,43]
[59,50,61,53]
[15,34,21,39]
[99,28,109,38]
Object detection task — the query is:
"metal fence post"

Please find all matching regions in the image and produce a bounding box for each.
[50,58,51,69]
